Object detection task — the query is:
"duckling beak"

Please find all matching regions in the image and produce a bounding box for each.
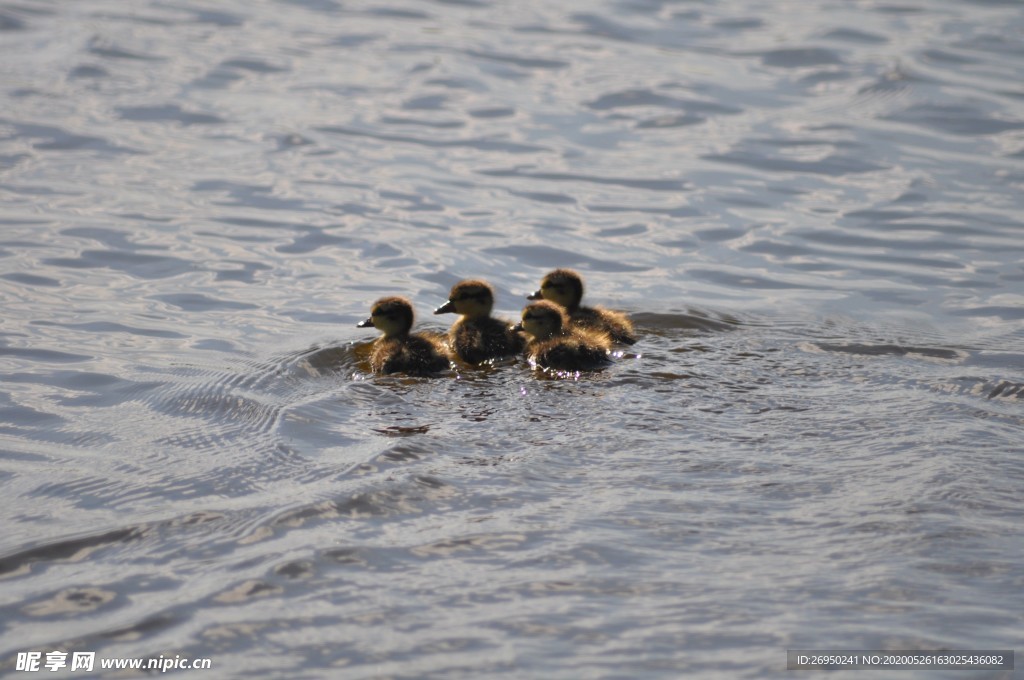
[434,300,456,315]
[527,289,542,300]
[357,317,375,328]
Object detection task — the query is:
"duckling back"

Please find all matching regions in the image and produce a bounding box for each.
[527,327,612,372]
[450,316,525,364]
[569,306,637,345]
[371,334,450,375]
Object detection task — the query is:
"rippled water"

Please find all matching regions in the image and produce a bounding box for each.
[1,0,1022,677]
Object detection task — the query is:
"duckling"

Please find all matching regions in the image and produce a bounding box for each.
[434,279,525,364]
[528,268,637,345]
[357,296,450,375]
[514,300,612,371]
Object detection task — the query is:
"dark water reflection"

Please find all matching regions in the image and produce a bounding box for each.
[1,0,1022,677]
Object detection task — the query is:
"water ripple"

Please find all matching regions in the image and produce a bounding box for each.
[757,47,845,68]
[483,245,649,272]
[317,125,549,154]
[478,168,689,192]
[117,105,225,126]
[1,120,138,155]
[885,102,1024,136]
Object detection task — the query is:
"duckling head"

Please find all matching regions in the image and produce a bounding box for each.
[358,296,415,338]
[527,268,584,310]
[515,300,568,341]
[434,279,494,319]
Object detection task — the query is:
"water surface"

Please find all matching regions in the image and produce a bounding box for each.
[1,0,1022,677]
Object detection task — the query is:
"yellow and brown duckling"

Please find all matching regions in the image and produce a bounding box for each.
[514,300,612,371]
[434,279,525,364]
[528,268,637,345]
[357,296,450,375]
